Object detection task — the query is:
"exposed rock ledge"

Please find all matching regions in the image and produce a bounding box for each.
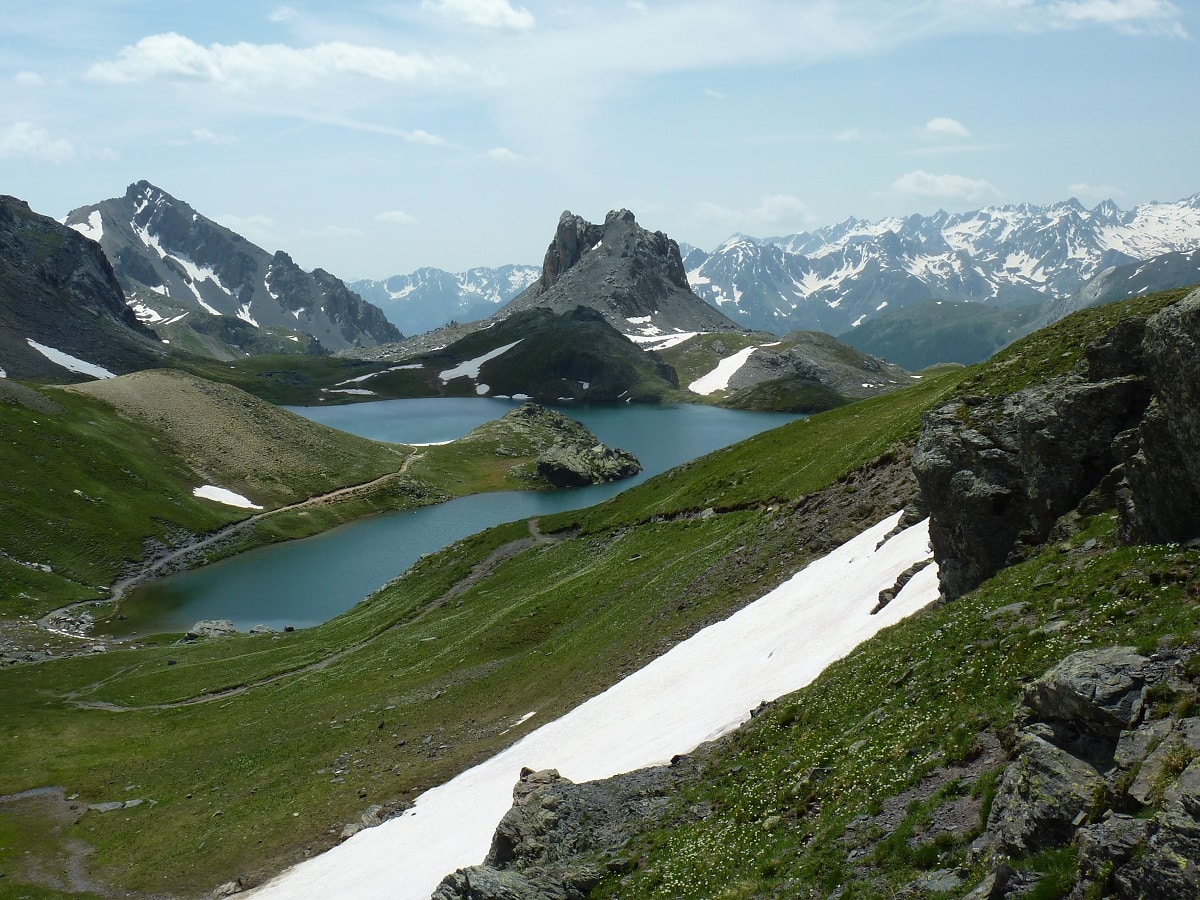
[914,288,1200,600]
[432,646,1200,900]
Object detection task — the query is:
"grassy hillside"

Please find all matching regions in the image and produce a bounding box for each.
[0,289,1193,899]
[838,298,1040,370]
[0,361,966,897]
[593,514,1198,898]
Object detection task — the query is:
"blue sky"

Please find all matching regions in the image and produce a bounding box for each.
[2,0,1197,279]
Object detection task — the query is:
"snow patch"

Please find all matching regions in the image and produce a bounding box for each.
[439,341,522,383]
[475,384,490,395]
[192,485,263,510]
[628,331,700,351]
[246,513,936,900]
[25,339,115,379]
[236,303,259,328]
[68,210,104,243]
[689,345,759,395]
[335,364,424,388]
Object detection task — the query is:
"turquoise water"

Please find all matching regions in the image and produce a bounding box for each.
[109,400,799,634]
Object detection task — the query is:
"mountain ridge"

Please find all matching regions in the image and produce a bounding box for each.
[64,181,402,353]
[686,193,1200,335]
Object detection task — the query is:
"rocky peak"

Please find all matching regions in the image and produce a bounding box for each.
[502,208,741,337]
[539,211,605,293]
[64,182,401,351]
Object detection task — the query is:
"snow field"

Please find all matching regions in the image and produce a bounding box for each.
[248,512,939,900]
[25,339,115,379]
[438,340,523,383]
[192,485,264,510]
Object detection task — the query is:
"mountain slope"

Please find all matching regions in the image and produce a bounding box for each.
[336,306,682,404]
[687,193,1200,335]
[64,181,402,352]
[0,195,166,381]
[1029,245,1200,332]
[837,299,1040,370]
[432,287,1200,899]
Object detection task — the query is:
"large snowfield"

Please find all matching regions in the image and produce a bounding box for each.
[248,511,939,900]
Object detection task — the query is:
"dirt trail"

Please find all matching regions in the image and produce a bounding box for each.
[38,454,426,637]
[68,517,565,712]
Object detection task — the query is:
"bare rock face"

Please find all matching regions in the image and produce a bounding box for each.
[912,373,1151,600]
[432,764,695,900]
[538,212,606,294]
[0,195,165,380]
[1116,291,1200,542]
[502,208,741,337]
[914,288,1200,601]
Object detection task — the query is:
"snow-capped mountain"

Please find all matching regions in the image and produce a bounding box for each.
[687,194,1200,334]
[351,264,540,336]
[64,182,402,351]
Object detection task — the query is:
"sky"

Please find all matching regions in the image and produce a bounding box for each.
[2,1,1198,280]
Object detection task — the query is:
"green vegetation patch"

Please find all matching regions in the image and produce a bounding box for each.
[594,517,1200,898]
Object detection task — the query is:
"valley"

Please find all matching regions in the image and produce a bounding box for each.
[2,173,1200,900]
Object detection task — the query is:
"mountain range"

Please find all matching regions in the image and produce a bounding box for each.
[684,194,1200,334]
[345,195,1200,358]
[64,181,402,355]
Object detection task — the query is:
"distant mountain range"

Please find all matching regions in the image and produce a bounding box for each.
[684,194,1200,334]
[64,182,401,354]
[349,209,909,411]
[352,195,1200,346]
[351,265,541,337]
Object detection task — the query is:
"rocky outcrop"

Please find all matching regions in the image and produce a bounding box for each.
[432,763,699,900]
[913,374,1150,600]
[914,289,1200,600]
[966,647,1200,899]
[462,402,641,488]
[1115,291,1200,543]
[501,209,742,338]
[535,442,640,488]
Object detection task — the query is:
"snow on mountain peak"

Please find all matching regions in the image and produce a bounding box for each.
[686,192,1200,335]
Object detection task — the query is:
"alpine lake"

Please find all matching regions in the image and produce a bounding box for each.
[104,399,801,636]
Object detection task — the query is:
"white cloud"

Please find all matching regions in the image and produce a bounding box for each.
[923,116,970,139]
[269,5,299,22]
[0,122,74,163]
[834,128,863,141]
[693,194,817,231]
[170,128,238,146]
[1042,0,1186,35]
[482,146,522,162]
[891,170,1002,203]
[421,0,535,30]
[1068,181,1127,201]
[85,32,476,92]
[375,209,420,225]
[14,71,45,87]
